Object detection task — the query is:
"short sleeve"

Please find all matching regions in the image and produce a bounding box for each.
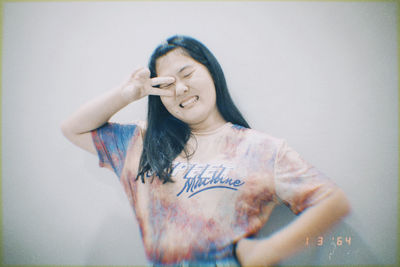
[91,122,138,178]
[273,140,337,215]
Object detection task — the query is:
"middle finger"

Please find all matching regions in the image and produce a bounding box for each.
[151,76,175,87]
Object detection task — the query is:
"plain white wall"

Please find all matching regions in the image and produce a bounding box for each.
[2,1,397,266]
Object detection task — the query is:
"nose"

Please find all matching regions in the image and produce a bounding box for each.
[175,82,189,96]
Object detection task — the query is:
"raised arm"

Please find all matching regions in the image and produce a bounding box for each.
[60,68,175,154]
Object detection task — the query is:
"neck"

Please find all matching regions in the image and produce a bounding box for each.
[189,112,227,134]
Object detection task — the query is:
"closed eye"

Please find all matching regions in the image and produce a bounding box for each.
[183,71,194,78]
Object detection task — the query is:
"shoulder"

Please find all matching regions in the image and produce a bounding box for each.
[134,120,147,137]
[94,120,147,141]
[228,123,284,148]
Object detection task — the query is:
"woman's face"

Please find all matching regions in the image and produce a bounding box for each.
[156,49,226,132]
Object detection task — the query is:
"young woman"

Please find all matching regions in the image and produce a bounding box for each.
[61,35,350,266]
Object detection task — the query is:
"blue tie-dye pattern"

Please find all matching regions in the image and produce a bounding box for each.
[93,123,137,178]
[231,124,246,131]
[152,243,240,266]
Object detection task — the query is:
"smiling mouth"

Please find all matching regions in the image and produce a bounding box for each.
[179,96,199,108]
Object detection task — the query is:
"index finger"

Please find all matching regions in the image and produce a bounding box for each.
[151,76,175,87]
[147,87,175,97]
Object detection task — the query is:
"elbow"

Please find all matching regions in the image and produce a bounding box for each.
[60,119,76,140]
[343,195,352,218]
[60,120,70,137]
[333,188,352,218]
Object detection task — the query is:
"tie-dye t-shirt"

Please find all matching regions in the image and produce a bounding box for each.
[91,122,336,265]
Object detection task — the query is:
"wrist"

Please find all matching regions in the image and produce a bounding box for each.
[236,237,277,267]
[236,238,258,266]
[118,79,144,105]
[115,85,136,106]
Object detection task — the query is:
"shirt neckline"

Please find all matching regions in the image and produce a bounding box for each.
[191,122,232,136]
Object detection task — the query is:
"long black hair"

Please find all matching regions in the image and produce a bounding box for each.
[136,35,250,183]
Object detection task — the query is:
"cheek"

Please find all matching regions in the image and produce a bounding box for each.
[205,88,217,106]
[160,97,177,113]
[160,96,171,107]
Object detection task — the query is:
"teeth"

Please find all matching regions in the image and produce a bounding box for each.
[180,96,199,108]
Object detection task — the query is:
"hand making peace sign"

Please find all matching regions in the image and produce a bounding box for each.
[120,67,175,103]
